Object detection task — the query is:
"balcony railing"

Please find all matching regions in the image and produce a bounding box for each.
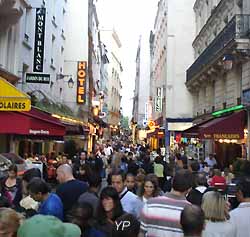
[187,15,250,82]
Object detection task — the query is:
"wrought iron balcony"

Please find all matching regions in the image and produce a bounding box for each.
[187,14,250,82]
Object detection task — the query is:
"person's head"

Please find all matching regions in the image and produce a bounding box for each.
[98,186,123,222]
[180,205,205,237]
[196,172,208,187]
[137,168,146,175]
[135,174,145,189]
[27,178,50,202]
[202,191,227,222]
[209,154,214,159]
[188,160,200,173]
[214,169,222,177]
[61,155,68,164]
[125,173,135,191]
[141,174,160,198]
[236,176,250,202]
[0,208,23,237]
[22,168,42,196]
[56,164,74,184]
[8,164,18,179]
[17,215,81,237]
[111,170,126,193]
[80,151,87,161]
[88,172,102,190]
[67,202,93,231]
[172,169,193,194]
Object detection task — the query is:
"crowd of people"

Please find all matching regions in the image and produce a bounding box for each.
[0,140,250,237]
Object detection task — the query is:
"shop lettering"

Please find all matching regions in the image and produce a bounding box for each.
[33,8,46,72]
[29,129,49,135]
[213,134,240,139]
[0,102,26,110]
[77,61,87,104]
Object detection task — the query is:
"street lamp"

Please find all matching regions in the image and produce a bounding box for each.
[56,73,74,88]
[222,54,234,71]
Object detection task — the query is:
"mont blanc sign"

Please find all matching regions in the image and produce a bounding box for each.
[33,8,46,72]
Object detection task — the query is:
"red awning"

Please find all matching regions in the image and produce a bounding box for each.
[199,111,245,140]
[0,107,65,137]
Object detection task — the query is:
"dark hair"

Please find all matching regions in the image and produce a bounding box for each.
[181,205,205,236]
[8,164,17,174]
[126,173,135,179]
[22,168,42,183]
[196,172,208,186]
[139,174,160,198]
[111,170,126,182]
[97,186,123,223]
[27,177,50,195]
[189,160,200,172]
[67,202,93,229]
[172,169,193,192]
[237,176,250,198]
[88,172,102,188]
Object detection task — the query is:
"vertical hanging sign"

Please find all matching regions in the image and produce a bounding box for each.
[77,61,87,104]
[155,87,163,112]
[33,8,46,72]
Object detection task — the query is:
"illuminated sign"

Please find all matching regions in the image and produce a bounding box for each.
[33,8,46,72]
[212,105,243,117]
[77,61,87,104]
[148,120,155,128]
[29,129,49,135]
[203,133,242,139]
[26,73,50,84]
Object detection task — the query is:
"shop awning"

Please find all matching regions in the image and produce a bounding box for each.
[0,107,65,137]
[0,77,31,111]
[199,111,245,140]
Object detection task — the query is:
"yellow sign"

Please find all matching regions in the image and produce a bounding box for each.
[0,77,31,111]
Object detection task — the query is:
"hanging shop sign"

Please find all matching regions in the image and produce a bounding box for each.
[26,73,50,84]
[33,8,46,72]
[77,61,87,104]
[155,87,163,112]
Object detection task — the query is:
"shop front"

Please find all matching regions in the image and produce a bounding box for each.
[0,107,65,155]
[182,110,246,167]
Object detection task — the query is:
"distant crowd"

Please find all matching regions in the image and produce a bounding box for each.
[0,140,250,237]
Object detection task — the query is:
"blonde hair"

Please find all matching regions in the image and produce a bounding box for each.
[201,191,227,222]
[0,208,24,237]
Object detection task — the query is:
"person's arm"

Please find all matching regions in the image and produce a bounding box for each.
[138,231,145,237]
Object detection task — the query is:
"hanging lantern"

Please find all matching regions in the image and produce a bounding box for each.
[222,54,234,71]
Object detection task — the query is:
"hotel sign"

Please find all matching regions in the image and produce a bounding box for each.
[77,61,87,104]
[33,8,46,72]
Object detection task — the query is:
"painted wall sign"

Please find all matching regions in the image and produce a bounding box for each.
[77,61,87,104]
[26,73,50,84]
[33,8,46,72]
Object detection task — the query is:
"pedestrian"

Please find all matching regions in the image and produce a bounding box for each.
[230,176,250,237]
[68,202,105,237]
[209,169,227,191]
[27,177,64,220]
[1,165,22,209]
[0,207,23,237]
[56,164,88,220]
[202,191,236,237]
[138,174,160,203]
[111,170,143,218]
[17,215,81,237]
[180,205,205,237]
[73,151,89,177]
[78,172,102,217]
[96,186,139,237]
[205,154,217,168]
[139,169,193,237]
[125,173,136,193]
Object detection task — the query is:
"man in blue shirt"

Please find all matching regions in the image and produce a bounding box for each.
[27,177,63,220]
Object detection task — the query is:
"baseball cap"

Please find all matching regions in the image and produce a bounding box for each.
[17,215,81,237]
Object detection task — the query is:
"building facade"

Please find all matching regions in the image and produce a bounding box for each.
[149,0,195,151]
[186,0,250,164]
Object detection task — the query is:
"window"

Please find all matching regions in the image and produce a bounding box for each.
[24,8,32,41]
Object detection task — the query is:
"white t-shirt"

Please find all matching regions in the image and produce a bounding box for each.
[203,220,236,237]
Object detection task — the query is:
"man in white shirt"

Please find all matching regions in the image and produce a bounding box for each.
[111,170,142,218]
[205,153,217,167]
[230,176,250,237]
